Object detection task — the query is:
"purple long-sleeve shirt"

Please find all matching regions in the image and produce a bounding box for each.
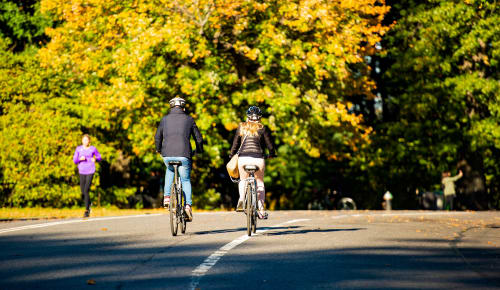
[73,145,102,174]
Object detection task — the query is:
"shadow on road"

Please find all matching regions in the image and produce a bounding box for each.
[211,244,500,289]
[191,227,248,235]
[190,226,325,235]
[192,226,365,236]
[262,227,365,236]
[0,226,499,289]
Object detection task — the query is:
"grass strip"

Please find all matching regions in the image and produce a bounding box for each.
[0,207,166,221]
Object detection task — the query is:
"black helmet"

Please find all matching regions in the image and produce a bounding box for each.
[169,97,186,108]
[246,106,262,121]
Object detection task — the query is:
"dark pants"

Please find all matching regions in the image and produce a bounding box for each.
[79,174,94,211]
[445,195,454,210]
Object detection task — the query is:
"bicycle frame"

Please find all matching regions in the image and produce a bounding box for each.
[243,175,257,213]
[242,169,258,236]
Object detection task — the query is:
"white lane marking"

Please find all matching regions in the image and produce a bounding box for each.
[331,211,470,219]
[379,211,468,217]
[279,218,310,225]
[0,214,162,235]
[331,215,351,219]
[189,218,311,290]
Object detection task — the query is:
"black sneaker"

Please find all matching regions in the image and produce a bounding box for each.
[236,200,244,212]
[258,210,268,219]
[83,210,90,218]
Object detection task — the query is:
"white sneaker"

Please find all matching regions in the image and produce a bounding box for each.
[257,201,268,219]
[236,200,244,212]
[163,196,170,208]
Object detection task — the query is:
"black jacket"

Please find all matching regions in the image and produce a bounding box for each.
[230,123,276,159]
[155,107,203,158]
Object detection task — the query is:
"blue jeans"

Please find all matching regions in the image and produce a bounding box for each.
[162,157,192,205]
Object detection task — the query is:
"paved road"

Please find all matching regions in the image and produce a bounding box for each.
[0,211,499,289]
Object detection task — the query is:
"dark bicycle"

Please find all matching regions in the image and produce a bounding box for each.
[242,164,259,236]
[308,189,357,210]
[330,189,357,210]
[168,161,187,236]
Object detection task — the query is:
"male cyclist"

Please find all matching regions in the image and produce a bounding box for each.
[155,97,203,221]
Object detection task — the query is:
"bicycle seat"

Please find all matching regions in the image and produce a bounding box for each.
[243,165,259,172]
[168,161,182,166]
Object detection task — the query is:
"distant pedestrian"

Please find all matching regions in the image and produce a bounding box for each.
[441,170,463,210]
[73,134,102,217]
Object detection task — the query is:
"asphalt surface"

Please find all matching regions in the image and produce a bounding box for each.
[0,210,499,289]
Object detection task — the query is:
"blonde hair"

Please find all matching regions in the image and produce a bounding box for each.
[82,134,91,142]
[239,121,263,137]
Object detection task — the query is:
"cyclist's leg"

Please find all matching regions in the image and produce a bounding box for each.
[178,157,192,205]
[254,158,266,207]
[162,157,175,198]
[176,157,193,220]
[237,157,251,202]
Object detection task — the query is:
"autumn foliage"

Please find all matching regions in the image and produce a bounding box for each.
[2,0,499,210]
[0,0,392,208]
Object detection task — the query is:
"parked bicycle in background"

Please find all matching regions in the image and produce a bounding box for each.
[308,188,357,210]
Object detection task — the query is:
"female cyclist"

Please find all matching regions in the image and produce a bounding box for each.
[230,106,276,219]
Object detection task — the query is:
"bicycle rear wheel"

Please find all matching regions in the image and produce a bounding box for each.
[252,212,257,233]
[180,186,186,234]
[246,183,252,236]
[170,186,178,236]
[252,182,257,233]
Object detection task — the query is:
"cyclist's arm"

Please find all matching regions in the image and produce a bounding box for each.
[191,120,204,154]
[229,126,242,158]
[263,126,277,158]
[154,118,164,153]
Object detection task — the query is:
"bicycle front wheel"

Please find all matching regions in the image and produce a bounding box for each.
[246,183,252,236]
[169,186,178,236]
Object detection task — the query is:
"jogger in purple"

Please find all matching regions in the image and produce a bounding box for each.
[73,134,102,217]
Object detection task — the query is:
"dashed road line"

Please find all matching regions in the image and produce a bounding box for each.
[189,212,473,289]
[189,218,310,290]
